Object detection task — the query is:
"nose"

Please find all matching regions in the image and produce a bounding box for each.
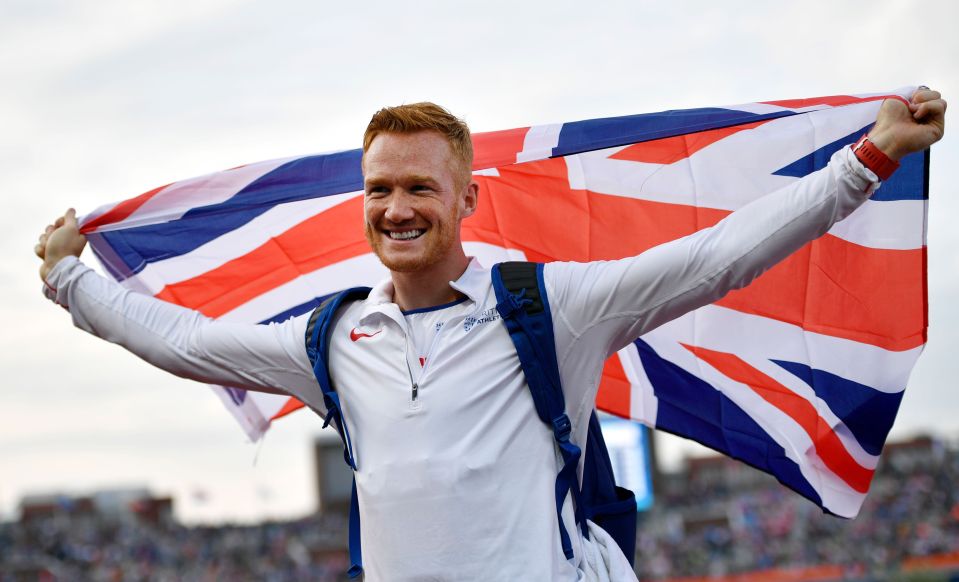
[383,191,416,223]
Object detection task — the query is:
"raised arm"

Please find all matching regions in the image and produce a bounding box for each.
[35,210,322,407]
[547,88,946,356]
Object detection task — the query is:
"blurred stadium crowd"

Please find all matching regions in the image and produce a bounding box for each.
[636,436,959,581]
[0,512,350,581]
[1,436,956,581]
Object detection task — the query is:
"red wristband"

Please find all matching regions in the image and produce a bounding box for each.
[852,135,899,181]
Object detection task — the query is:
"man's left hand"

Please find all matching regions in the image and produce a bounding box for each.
[868,87,946,161]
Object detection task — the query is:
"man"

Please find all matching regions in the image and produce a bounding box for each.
[36,90,946,581]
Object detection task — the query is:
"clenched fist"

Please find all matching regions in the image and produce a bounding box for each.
[868,87,946,160]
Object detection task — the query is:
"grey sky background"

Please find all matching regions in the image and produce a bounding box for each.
[2,0,956,524]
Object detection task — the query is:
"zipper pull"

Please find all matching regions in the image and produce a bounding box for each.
[412,382,419,402]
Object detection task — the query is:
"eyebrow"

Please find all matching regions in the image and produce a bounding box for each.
[364,174,440,188]
[407,174,438,185]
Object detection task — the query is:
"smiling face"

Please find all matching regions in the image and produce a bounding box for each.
[362,130,477,274]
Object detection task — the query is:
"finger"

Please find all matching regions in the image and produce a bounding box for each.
[65,208,77,226]
[914,99,946,120]
[912,89,941,104]
[54,215,65,229]
[34,243,44,259]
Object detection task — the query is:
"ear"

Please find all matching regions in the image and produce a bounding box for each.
[460,180,479,219]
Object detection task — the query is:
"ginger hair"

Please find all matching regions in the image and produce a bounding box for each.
[363,102,473,184]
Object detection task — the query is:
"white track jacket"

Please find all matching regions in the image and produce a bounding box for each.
[44,147,879,581]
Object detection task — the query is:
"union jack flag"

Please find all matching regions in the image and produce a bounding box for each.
[79,88,928,518]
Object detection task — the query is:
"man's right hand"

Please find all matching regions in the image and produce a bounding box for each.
[36,208,87,282]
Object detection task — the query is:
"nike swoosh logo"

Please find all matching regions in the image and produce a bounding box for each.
[350,328,383,342]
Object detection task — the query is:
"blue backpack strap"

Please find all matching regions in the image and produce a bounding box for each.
[305,286,372,579]
[492,262,587,560]
[492,261,639,566]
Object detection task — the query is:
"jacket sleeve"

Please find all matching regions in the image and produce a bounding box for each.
[544,146,879,366]
[43,257,324,409]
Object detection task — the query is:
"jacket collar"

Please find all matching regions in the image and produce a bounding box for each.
[358,258,490,324]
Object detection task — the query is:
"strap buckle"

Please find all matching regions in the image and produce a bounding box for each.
[551,414,572,442]
[496,289,533,319]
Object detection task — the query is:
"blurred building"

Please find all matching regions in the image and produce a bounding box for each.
[313,437,354,515]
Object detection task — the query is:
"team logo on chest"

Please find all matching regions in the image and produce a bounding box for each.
[463,307,501,333]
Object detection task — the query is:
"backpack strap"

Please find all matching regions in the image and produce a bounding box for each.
[492,262,639,565]
[491,261,588,560]
[305,286,372,579]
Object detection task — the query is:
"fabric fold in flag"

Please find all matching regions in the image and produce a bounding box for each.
[80,87,928,518]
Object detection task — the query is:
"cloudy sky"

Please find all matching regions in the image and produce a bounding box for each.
[2,0,957,524]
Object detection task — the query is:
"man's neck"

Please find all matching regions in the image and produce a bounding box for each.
[390,254,470,312]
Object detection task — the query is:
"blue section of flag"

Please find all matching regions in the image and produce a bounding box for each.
[634,339,823,508]
[259,299,322,326]
[773,129,863,179]
[257,292,342,326]
[772,360,904,457]
[100,150,365,274]
[872,150,927,201]
[772,129,927,201]
[554,108,795,157]
[225,387,247,405]
[87,232,132,281]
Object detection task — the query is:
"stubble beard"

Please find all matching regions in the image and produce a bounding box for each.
[365,206,460,273]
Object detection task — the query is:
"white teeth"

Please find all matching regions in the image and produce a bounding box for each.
[389,230,424,240]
